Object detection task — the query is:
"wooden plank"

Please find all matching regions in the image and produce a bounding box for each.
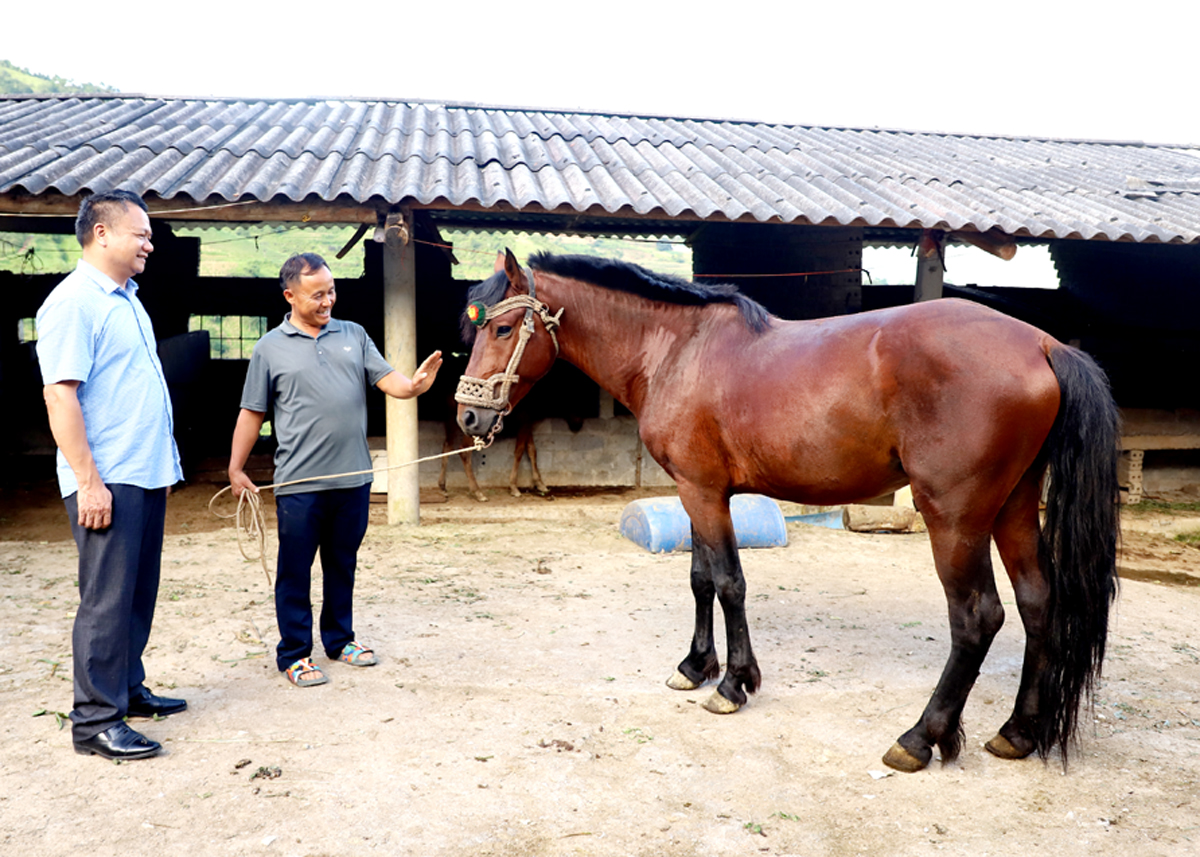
[1121,435,1200,451]
[0,192,377,223]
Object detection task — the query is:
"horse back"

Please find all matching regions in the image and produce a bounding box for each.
[639,298,1062,506]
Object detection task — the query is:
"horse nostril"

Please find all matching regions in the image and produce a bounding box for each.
[461,410,477,432]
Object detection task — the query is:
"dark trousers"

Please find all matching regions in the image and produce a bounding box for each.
[274,484,370,671]
[66,485,167,741]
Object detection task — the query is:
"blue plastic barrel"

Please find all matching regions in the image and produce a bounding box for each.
[619,494,788,553]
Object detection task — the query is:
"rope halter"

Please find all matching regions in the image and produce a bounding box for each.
[455,267,564,413]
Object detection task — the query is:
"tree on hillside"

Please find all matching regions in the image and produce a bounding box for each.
[0,59,116,95]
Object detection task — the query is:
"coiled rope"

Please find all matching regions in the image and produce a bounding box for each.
[208,437,489,585]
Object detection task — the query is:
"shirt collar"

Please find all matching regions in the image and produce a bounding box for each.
[76,259,138,296]
[281,312,341,337]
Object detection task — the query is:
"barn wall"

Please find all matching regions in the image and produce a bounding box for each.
[372,415,676,495]
[1051,240,1200,409]
[691,223,863,319]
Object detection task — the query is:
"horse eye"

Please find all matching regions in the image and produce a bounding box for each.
[496,325,513,338]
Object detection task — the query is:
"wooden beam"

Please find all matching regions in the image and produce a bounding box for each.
[1120,436,1200,451]
[0,192,379,224]
[382,207,421,525]
[949,229,1018,261]
[335,222,370,259]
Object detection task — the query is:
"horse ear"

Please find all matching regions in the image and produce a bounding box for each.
[494,252,506,274]
[503,248,527,293]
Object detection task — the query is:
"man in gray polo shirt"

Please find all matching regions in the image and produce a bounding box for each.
[228,253,441,687]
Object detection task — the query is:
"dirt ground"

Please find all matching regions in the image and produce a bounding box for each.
[1,478,1199,857]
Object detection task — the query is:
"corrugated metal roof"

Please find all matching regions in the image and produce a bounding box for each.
[3,95,1200,243]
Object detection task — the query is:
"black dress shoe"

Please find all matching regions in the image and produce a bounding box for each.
[74,722,161,760]
[127,689,188,719]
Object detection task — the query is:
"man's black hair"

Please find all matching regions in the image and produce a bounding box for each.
[279,253,330,291]
[74,189,149,247]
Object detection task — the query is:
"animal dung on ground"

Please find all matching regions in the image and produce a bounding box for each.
[619,495,788,553]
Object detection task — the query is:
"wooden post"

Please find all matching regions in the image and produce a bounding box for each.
[914,229,945,302]
[382,207,420,525]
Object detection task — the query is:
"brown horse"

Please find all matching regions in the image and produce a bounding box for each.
[456,250,1120,773]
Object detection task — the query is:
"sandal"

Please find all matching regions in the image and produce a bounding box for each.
[284,657,328,687]
[336,641,378,667]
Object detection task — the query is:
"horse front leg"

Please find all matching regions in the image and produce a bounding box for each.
[525,431,550,495]
[667,486,761,713]
[695,527,762,714]
[461,451,487,502]
[666,524,721,692]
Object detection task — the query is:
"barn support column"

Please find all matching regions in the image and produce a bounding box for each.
[689,223,863,319]
[382,207,420,525]
[138,222,200,339]
[913,229,945,302]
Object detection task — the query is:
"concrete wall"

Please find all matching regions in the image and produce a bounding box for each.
[1141,451,1200,497]
[371,414,676,493]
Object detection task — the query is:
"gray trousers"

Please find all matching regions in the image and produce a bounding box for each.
[65,485,167,741]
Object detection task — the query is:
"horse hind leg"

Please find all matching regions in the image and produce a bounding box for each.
[884,523,1005,772]
[985,469,1049,761]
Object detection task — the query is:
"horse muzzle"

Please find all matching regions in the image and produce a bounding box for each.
[458,405,503,438]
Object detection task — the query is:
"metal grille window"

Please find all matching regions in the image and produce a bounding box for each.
[17,318,36,343]
[188,315,267,359]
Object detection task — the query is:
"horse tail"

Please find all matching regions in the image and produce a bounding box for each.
[1038,343,1121,765]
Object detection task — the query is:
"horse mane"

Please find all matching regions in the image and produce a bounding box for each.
[461,253,772,343]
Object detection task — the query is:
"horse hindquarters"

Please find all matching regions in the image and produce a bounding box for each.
[969,344,1119,768]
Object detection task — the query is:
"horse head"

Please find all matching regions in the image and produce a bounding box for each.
[456,249,563,437]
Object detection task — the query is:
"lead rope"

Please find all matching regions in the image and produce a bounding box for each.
[208,432,498,586]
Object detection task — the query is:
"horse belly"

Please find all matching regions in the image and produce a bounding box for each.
[724,390,906,506]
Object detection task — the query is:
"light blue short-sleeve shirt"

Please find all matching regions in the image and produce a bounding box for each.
[36,260,183,497]
[240,314,394,495]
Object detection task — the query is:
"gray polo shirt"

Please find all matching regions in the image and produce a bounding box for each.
[240,314,394,495]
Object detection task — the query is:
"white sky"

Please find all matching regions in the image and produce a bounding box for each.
[6,1,1199,144]
[6,1,1195,289]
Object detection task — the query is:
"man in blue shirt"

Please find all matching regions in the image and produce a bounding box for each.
[37,190,186,761]
[228,253,441,688]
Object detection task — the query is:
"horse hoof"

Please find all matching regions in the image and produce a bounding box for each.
[474,493,488,503]
[984,734,1034,760]
[702,690,741,715]
[665,670,700,691]
[882,742,931,773]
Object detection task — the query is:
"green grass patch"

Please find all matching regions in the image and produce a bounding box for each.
[1130,498,1200,515]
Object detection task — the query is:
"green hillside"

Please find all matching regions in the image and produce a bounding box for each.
[2,223,692,280]
[0,59,116,95]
